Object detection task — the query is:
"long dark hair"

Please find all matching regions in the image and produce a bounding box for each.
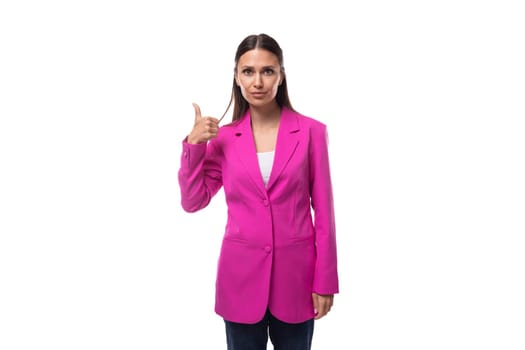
[220,33,295,122]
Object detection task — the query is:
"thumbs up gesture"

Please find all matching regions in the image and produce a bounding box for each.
[187,103,220,144]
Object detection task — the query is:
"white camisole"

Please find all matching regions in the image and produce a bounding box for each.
[257,151,275,187]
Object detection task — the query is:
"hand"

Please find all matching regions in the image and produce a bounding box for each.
[187,103,220,144]
[312,293,334,320]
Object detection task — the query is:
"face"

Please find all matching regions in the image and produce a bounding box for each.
[235,49,283,108]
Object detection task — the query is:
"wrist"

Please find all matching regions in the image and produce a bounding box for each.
[187,135,200,144]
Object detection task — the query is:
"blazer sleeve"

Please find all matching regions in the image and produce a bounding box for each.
[178,138,223,212]
[309,124,339,294]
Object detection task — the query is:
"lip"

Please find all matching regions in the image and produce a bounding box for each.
[250,92,266,98]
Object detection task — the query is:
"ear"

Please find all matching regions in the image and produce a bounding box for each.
[234,73,240,87]
[279,68,285,86]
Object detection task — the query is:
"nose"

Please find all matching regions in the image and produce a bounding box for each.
[253,73,263,88]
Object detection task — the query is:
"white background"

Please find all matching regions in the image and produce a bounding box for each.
[1,0,524,349]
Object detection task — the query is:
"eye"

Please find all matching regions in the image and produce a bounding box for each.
[263,68,275,75]
[242,68,253,76]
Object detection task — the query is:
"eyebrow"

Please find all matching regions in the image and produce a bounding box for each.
[240,65,277,70]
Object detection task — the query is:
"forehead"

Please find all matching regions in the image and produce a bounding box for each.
[238,49,280,67]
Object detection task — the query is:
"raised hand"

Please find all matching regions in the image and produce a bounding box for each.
[187,103,220,144]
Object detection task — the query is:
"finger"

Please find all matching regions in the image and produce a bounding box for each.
[312,293,319,309]
[312,293,319,318]
[206,127,219,135]
[192,103,202,123]
[315,302,327,320]
[204,117,220,126]
[203,120,220,137]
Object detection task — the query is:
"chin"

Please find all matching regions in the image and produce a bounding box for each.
[248,98,273,107]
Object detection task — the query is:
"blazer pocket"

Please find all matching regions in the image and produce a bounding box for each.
[223,235,249,245]
[287,235,314,246]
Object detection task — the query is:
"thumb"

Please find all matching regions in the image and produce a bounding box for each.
[192,103,202,123]
[312,293,319,313]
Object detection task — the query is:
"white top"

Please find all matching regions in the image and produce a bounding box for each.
[257,151,275,187]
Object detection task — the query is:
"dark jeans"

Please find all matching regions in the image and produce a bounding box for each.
[224,309,314,350]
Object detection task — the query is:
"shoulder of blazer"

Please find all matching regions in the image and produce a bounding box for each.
[288,109,327,133]
[212,118,242,146]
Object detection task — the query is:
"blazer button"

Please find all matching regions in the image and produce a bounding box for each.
[264,246,272,253]
[263,199,269,206]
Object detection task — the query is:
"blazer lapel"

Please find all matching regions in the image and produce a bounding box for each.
[267,108,300,190]
[232,111,267,196]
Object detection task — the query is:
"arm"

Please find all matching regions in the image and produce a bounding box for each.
[178,138,223,212]
[178,103,222,212]
[309,123,339,295]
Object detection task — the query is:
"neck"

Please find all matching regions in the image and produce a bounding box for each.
[250,103,281,129]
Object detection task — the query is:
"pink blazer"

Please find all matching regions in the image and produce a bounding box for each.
[178,107,339,324]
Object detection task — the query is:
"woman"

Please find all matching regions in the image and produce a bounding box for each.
[178,33,339,350]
